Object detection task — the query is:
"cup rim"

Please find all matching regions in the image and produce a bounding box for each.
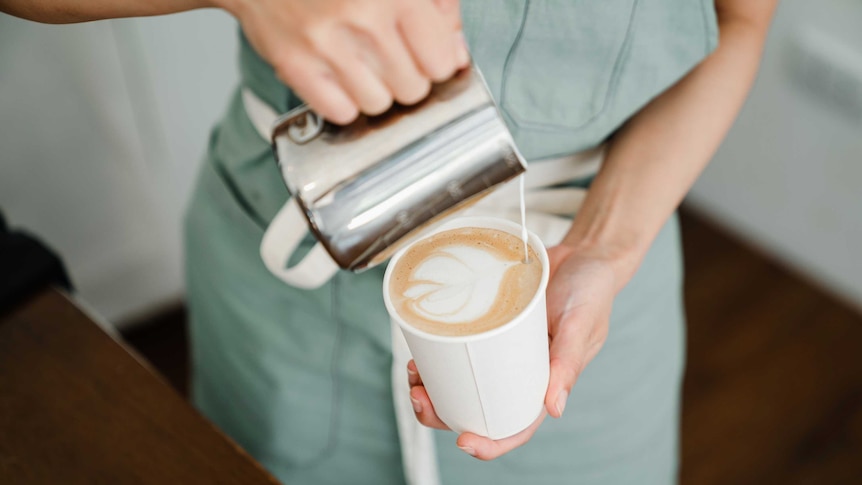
[382,216,550,344]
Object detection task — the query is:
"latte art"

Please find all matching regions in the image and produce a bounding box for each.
[389,227,542,336]
[404,245,517,323]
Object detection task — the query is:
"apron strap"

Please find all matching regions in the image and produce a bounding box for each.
[391,322,442,485]
[243,88,341,289]
[259,198,340,289]
[241,88,279,141]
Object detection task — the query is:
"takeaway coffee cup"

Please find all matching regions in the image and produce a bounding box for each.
[383,216,550,439]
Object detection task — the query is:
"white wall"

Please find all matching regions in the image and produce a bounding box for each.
[0,11,238,324]
[687,0,862,310]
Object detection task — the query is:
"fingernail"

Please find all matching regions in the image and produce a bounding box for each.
[406,367,417,376]
[458,445,476,457]
[555,390,568,417]
[455,32,470,66]
[411,397,422,414]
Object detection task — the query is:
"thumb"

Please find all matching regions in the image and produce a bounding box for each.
[544,310,593,419]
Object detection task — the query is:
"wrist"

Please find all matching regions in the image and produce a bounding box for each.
[558,214,649,293]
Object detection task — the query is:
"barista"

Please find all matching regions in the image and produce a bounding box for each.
[2,1,778,483]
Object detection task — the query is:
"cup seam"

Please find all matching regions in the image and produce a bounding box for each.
[465,343,492,437]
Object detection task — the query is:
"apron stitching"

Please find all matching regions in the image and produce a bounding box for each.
[499,0,531,108]
[700,0,714,55]
[276,275,344,470]
[499,0,642,132]
[603,0,640,115]
[211,156,269,230]
[321,275,345,461]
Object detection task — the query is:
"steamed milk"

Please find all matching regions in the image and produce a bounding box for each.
[389,227,542,336]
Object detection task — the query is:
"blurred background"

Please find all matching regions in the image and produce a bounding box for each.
[1,0,861,483]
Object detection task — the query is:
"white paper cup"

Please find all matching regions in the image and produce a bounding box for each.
[382,216,550,440]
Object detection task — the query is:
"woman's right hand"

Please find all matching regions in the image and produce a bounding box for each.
[219,0,468,124]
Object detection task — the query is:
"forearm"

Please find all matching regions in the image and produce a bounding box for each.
[0,0,212,24]
[563,3,777,289]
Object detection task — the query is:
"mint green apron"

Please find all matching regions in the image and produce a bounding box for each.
[185,1,718,483]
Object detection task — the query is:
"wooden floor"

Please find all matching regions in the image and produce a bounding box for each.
[679,211,862,484]
[123,209,862,484]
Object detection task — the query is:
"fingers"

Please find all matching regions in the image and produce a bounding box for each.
[545,321,608,419]
[241,0,466,123]
[407,360,449,430]
[397,0,461,81]
[456,410,547,460]
[323,33,394,116]
[453,31,470,68]
[545,357,580,419]
[274,51,359,124]
[371,26,432,105]
[406,359,422,387]
[544,302,594,418]
[409,385,451,430]
[407,359,546,460]
[547,315,607,422]
[543,248,614,420]
[431,0,470,68]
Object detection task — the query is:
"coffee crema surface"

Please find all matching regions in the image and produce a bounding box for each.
[389,227,542,336]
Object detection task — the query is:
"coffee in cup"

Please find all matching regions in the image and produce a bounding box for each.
[388,227,542,337]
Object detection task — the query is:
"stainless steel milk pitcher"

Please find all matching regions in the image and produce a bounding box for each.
[259,66,527,289]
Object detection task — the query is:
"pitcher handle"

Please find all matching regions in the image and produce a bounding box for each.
[260,198,339,289]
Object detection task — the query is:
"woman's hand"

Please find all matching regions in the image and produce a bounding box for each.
[407,243,619,460]
[219,0,469,124]
[542,244,617,419]
[407,359,549,460]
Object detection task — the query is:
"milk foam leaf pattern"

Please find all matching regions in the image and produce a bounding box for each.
[404,246,516,324]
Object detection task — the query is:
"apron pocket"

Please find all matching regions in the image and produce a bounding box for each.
[501,0,639,131]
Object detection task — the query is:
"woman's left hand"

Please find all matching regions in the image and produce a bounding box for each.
[407,243,620,460]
